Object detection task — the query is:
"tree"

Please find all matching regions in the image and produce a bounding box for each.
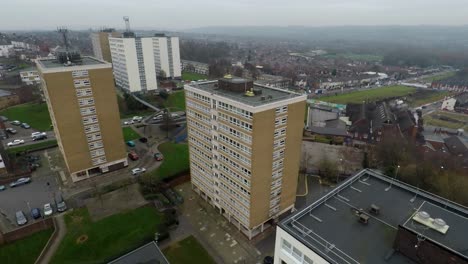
[318,155,339,183]
[331,69,337,76]
[362,152,369,169]
[159,70,167,79]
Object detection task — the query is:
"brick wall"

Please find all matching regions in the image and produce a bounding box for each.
[0,218,54,245]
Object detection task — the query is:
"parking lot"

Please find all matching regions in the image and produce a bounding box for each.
[0,151,60,231]
[3,123,55,149]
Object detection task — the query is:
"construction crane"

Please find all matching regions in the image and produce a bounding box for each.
[123,16,131,32]
[57,27,69,52]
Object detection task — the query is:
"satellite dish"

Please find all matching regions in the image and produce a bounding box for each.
[417,211,430,220]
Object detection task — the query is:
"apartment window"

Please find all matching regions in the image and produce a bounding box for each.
[76,88,93,97]
[90,148,105,158]
[272,169,283,179]
[91,156,107,166]
[72,70,89,78]
[273,138,286,149]
[73,78,91,88]
[80,106,96,116]
[84,124,100,134]
[78,98,95,107]
[282,239,292,253]
[272,159,284,170]
[275,105,288,115]
[274,127,287,138]
[88,140,103,150]
[86,132,102,142]
[275,116,288,126]
[273,149,285,160]
[82,115,98,125]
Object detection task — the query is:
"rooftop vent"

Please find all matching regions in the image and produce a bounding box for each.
[417,211,430,220]
[412,211,449,234]
[369,204,380,215]
[433,218,446,228]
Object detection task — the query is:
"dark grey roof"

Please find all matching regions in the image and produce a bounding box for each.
[108,241,169,264]
[280,169,468,264]
[0,89,12,97]
[308,126,348,137]
[37,56,106,69]
[444,136,468,155]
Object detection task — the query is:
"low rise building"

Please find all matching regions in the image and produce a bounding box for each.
[19,68,41,85]
[441,98,457,111]
[256,74,291,89]
[0,90,20,110]
[275,169,468,264]
[181,60,209,75]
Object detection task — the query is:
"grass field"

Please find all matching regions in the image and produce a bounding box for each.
[425,111,468,130]
[422,72,456,83]
[0,228,53,264]
[51,207,163,264]
[7,140,58,155]
[0,103,52,131]
[320,86,416,104]
[165,91,186,111]
[163,235,215,264]
[182,72,208,81]
[147,142,189,180]
[409,90,451,107]
[323,53,383,62]
[122,127,140,141]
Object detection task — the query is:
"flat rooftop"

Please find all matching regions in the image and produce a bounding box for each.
[107,241,169,264]
[280,169,468,264]
[188,80,303,107]
[37,56,107,69]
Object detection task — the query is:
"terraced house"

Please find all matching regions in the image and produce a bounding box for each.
[37,54,127,182]
[185,76,306,239]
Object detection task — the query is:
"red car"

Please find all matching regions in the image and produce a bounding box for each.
[154,153,163,161]
[128,151,139,161]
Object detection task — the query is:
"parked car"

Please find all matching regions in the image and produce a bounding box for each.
[33,134,47,141]
[43,203,53,216]
[11,120,21,126]
[56,193,67,212]
[5,128,17,134]
[126,140,135,147]
[0,185,5,191]
[123,120,134,125]
[131,167,146,175]
[139,137,148,143]
[7,139,25,146]
[31,208,41,219]
[128,151,139,161]
[171,113,180,118]
[153,114,163,120]
[154,153,163,161]
[21,123,31,129]
[31,132,47,138]
[16,211,27,226]
[9,177,31,188]
[132,116,143,122]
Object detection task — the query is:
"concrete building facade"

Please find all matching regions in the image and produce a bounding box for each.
[36,56,127,182]
[109,35,181,93]
[91,30,121,63]
[185,77,306,239]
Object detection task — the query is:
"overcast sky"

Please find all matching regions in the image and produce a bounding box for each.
[2,0,468,30]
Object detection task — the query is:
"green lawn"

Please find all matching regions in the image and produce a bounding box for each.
[425,111,468,130]
[7,140,57,155]
[422,72,456,83]
[409,91,451,107]
[122,127,140,141]
[0,103,52,131]
[320,86,416,104]
[147,142,189,180]
[51,207,163,264]
[163,235,215,264]
[165,91,186,111]
[182,72,208,81]
[323,53,383,62]
[0,228,53,264]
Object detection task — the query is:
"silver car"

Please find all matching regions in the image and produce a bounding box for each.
[16,211,27,226]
